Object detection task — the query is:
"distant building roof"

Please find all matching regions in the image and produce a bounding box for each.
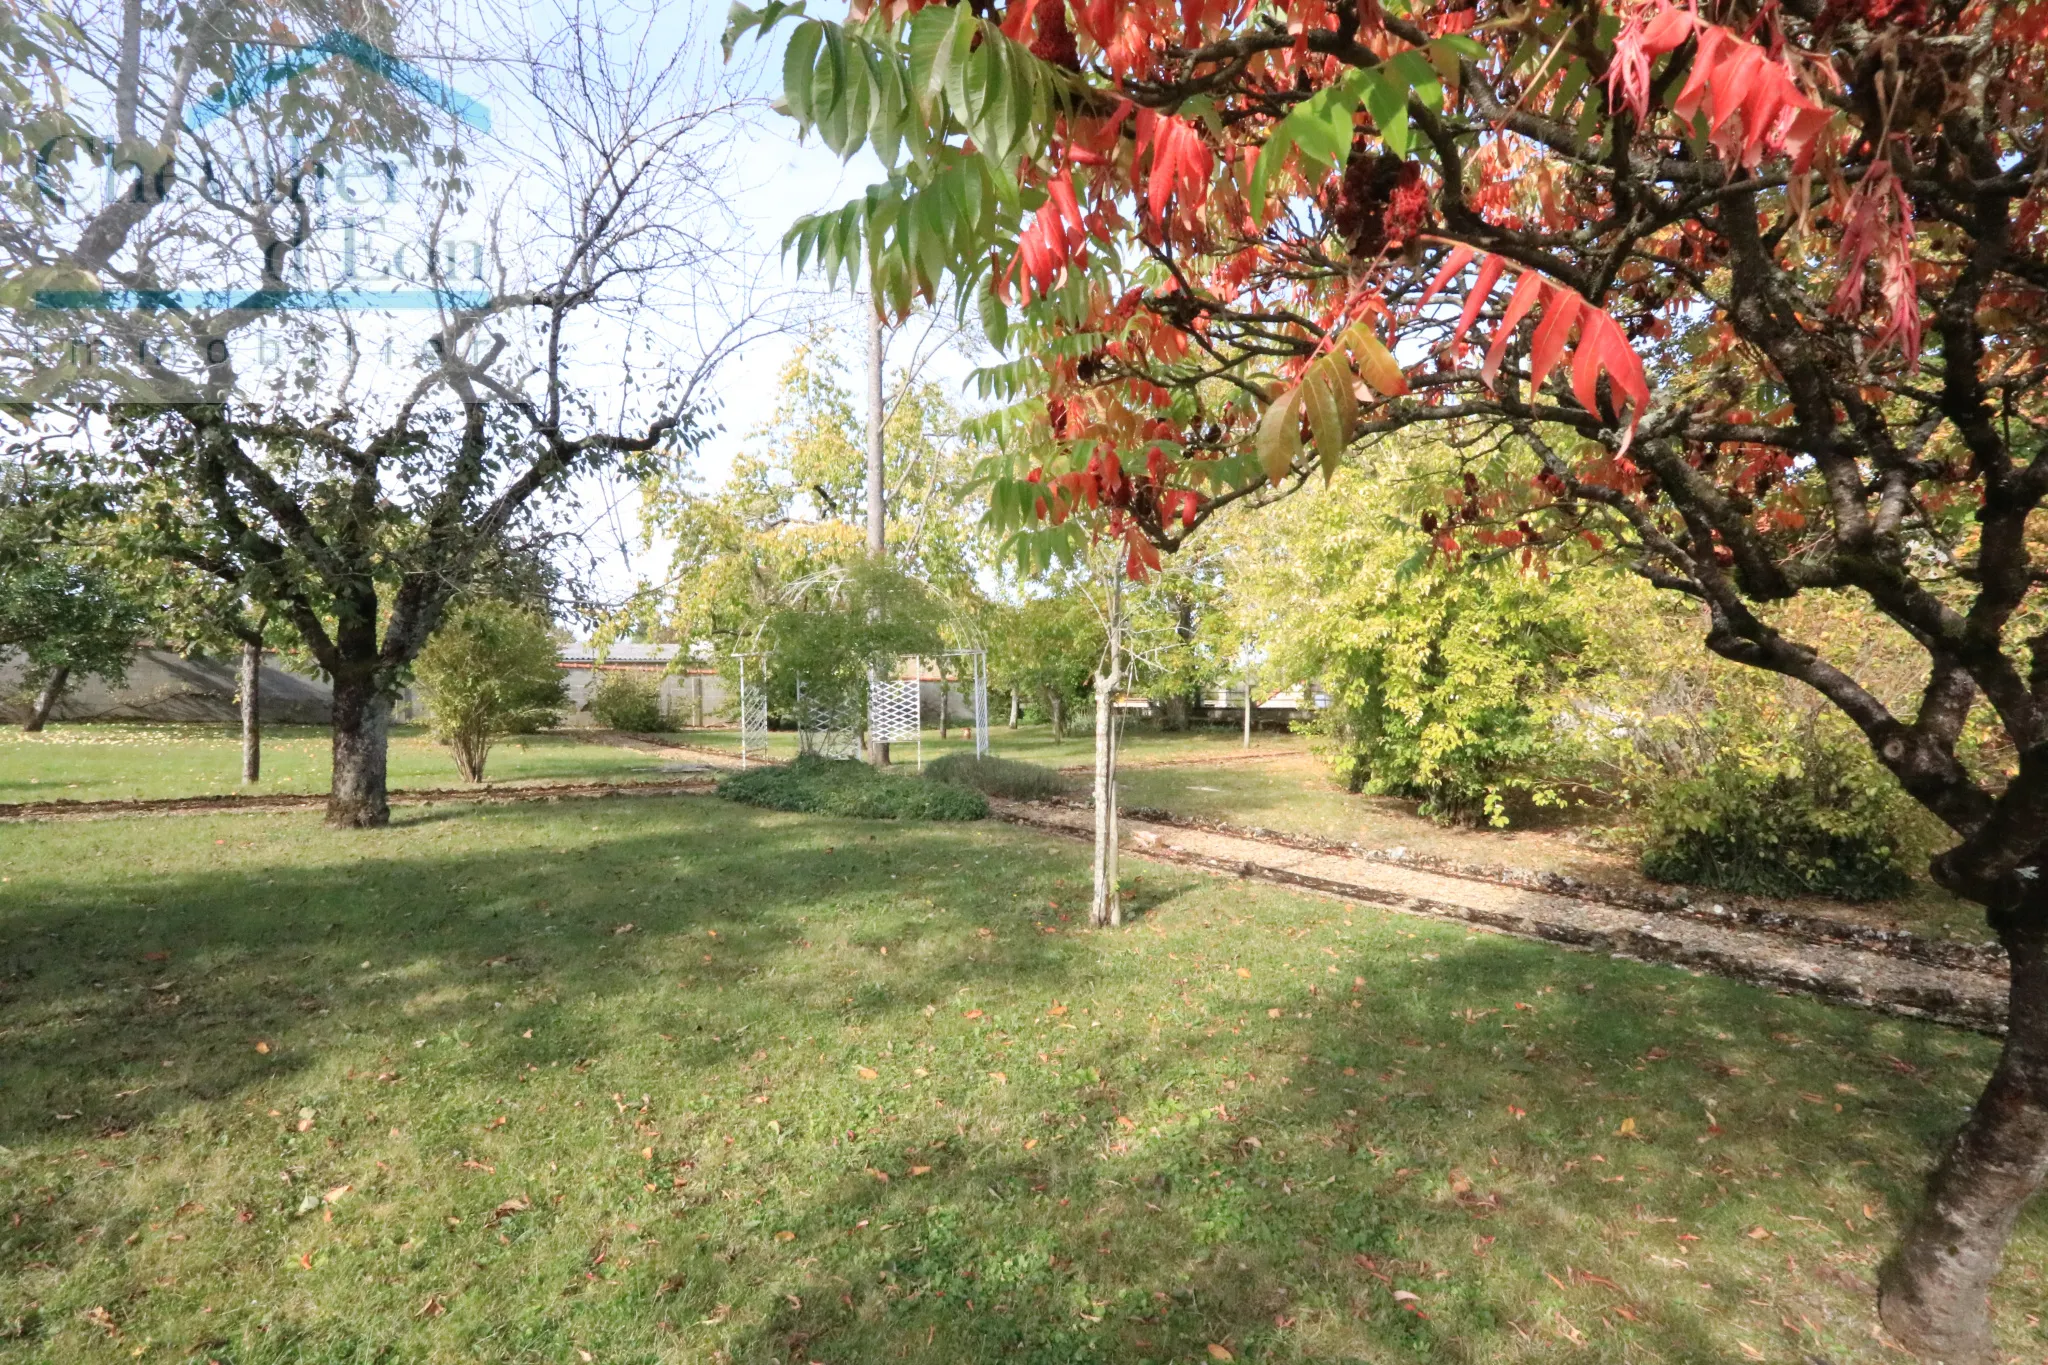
[558,642,683,666]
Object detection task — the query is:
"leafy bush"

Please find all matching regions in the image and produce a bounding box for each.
[925,753,1068,800]
[1236,454,1621,826]
[413,602,566,781]
[1638,741,1917,901]
[717,755,987,820]
[587,670,669,732]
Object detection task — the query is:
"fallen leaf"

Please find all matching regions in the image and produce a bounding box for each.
[254,1041,271,1054]
[1236,968,1251,979]
[910,1165,931,1176]
[1267,1008,1282,1018]
[1046,1003,1067,1017]
[857,1067,879,1081]
[1746,1226,1774,1240]
[1391,1289,1420,1303]
[322,1184,351,1204]
[486,1194,531,1227]
[963,1009,984,1019]
[416,1293,447,1318]
[774,1230,795,1242]
[1207,1346,1234,1362]
[989,1071,1007,1085]
[1616,1117,1638,1137]
[656,1276,685,1298]
[1024,1138,1038,1150]
[867,1168,890,1183]
[613,923,635,935]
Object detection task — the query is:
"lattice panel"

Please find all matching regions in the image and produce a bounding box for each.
[869,677,922,744]
[969,652,990,757]
[736,656,769,766]
[797,682,861,760]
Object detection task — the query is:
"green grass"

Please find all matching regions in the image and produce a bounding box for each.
[0,725,680,803]
[1,794,2041,1363]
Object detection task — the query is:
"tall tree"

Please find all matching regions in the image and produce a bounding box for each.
[737,0,2048,1353]
[638,328,990,674]
[5,2,758,826]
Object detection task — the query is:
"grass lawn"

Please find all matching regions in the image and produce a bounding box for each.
[0,725,679,804]
[1,794,2040,1363]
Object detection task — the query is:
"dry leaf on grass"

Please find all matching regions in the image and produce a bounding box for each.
[485,1194,531,1227]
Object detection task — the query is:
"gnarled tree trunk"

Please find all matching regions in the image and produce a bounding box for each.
[1880,910,2048,1364]
[22,666,68,733]
[328,674,393,828]
[238,641,261,784]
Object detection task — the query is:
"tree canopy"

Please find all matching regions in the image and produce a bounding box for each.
[730,0,2048,1355]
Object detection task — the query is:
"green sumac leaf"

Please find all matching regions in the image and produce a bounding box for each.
[1361,68,1410,157]
[977,279,1011,350]
[782,20,823,126]
[1249,67,1371,223]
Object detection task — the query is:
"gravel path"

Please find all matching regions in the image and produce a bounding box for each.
[991,799,2009,1035]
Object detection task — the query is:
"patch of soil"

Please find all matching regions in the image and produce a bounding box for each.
[0,777,714,823]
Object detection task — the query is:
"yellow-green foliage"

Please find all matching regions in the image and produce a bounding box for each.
[586,671,669,733]
[413,603,566,781]
[1257,455,1610,825]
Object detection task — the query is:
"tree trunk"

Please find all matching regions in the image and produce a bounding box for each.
[940,668,951,740]
[1243,667,1254,749]
[1008,689,1020,730]
[452,730,489,783]
[238,642,261,784]
[328,675,393,828]
[1880,913,2048,1363]
[23,666,69,733]
[1047,690,1065,742]
[1091,578,1123,929]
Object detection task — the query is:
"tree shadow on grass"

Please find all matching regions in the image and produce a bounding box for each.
[0,794,2036,1364]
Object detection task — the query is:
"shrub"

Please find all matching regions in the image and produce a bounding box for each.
[925,753,1068,800]
[717,755,987,820]
[587,670,669,732]
[1638,742,1916,901]
[413,602,566,781]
